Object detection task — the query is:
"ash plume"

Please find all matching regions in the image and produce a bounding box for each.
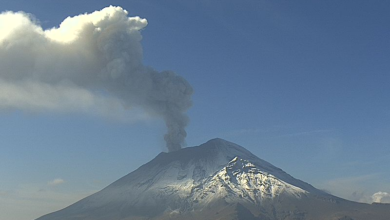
[0,6,193,151]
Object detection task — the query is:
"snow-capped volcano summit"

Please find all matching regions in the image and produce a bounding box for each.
[37,139,390,220]
[195,156,308,205]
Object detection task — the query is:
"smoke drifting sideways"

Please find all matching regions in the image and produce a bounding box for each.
[0,6,193,152]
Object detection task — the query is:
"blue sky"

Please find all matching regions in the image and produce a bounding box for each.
[1,1,390,219]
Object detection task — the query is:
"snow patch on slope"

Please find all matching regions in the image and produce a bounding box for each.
[189,156,307,206]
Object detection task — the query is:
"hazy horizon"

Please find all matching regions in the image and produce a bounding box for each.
[1,1,390,220]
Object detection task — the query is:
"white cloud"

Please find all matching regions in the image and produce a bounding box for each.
[316,174,378,203]
[0,6,147,119]
[47,178,65,186]
[372,191,390,203]
[316,174,390,204]
[0,80,149,122]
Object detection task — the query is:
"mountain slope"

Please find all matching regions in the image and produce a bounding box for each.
[36,138,390,220]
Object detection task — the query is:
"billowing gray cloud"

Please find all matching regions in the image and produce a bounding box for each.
[0,6,193,151]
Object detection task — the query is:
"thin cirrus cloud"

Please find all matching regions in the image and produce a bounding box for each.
[47,178,65,186]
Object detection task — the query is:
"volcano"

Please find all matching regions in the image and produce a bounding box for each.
[36,138,390,220]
